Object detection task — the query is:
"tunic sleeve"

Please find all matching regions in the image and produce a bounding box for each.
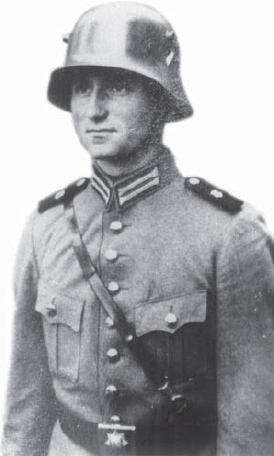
[216,209,274,456]
[2,212,57,456]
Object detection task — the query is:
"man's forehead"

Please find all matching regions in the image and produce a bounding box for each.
[72,67,148,85]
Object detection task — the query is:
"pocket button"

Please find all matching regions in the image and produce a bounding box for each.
[106,317,115,328]
[164,312,177,327]
[46,303,57,318]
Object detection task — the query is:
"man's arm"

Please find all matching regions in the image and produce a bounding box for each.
[216,209,274,456]
[2,212,57,456]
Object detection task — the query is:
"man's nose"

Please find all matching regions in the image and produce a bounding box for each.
[86,88,109,122]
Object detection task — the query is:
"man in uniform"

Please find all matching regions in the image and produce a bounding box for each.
[2,3,274,456]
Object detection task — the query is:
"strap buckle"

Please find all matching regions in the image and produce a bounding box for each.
[98,422,136,449]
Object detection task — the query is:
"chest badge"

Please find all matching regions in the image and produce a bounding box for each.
[105,431,128,448]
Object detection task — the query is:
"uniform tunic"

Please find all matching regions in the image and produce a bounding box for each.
[3,147,274,456]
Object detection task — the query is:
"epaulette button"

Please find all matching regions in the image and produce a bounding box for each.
[210,189,223,199]
[189,177,200,186]
[54,189,66,200]
[76,178,87,187]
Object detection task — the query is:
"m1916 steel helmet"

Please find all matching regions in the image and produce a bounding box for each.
[47,2,193,122]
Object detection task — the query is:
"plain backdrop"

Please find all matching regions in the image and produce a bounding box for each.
[1,0,273,430]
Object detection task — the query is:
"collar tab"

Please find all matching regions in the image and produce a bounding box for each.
[91,163,160,210]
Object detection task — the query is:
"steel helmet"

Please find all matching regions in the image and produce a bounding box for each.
[47,2,193,122]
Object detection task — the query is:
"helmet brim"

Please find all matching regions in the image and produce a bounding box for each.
[47,66,193,123]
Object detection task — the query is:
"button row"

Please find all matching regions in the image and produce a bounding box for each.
[105,223,121,380]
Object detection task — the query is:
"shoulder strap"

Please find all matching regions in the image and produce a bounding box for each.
[64,197,183,394]
[64,197,135,345]
[185,177,243,213]
[38,178,90,213]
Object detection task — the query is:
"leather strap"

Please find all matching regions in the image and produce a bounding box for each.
[57,404,216,455]
[64,198,136,345]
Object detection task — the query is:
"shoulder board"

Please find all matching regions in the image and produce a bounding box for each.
[185,177,243,214]
[38,177,90,214]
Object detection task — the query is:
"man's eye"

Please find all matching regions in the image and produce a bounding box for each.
[72,81,89,95]
[106,81,133,97]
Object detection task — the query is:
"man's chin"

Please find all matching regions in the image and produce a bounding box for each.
[88,147,129,162]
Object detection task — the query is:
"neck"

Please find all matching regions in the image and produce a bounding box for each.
[93,133,164,178]
[94,146,158,177]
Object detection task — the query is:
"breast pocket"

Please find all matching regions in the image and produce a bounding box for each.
[35,285,85,383]
[134,290,207,385]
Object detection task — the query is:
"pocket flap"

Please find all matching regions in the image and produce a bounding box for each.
[35,285,85,332]
[135,290,207,337]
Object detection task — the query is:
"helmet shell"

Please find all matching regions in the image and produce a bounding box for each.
[47,2,193,122]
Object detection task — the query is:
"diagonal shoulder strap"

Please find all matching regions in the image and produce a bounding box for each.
[64,198,135,345]
[64,197,180,391]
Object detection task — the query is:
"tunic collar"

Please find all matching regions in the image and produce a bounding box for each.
[91,146,179,211]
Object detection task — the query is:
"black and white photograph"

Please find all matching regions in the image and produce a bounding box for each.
[1,1,274,455]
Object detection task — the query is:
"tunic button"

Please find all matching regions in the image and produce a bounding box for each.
[105,249,118,262]
[110,221,123,232]
[107,348,119,362]
[46,304,57,318]
[165,312,177,327]
[106,385,118,395]
[111,415,120,423]
[106,317,115,328]
[125,334,134,343]
[108,282,120,294]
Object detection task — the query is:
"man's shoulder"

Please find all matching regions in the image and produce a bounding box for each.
[182,175,269,243]
[38,177,90,214]
[184,176,243,215]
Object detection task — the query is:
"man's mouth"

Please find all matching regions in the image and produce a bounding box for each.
[86,128,116,133]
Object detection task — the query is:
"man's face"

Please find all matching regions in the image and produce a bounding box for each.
[71,69,161,161]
